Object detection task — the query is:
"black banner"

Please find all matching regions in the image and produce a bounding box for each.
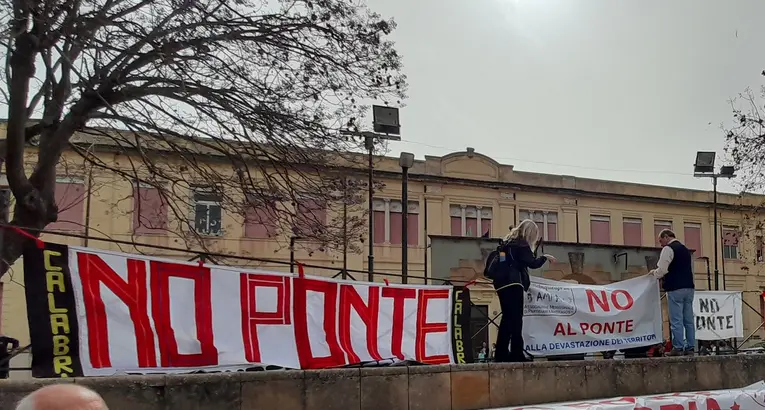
[450,286,473,364]
[23,242,84,378]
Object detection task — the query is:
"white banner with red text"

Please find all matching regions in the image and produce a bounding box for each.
[22,243,472,378]
[495,381,765,410]
[523,275,663,356]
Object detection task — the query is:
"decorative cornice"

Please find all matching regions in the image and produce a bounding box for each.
[374,170,755,212]
[26,122,757,213]
[424,194,445,201]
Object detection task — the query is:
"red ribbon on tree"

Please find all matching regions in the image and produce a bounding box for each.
[2,225,44,249]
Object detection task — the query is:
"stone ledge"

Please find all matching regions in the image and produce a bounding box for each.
[0,355,762,410]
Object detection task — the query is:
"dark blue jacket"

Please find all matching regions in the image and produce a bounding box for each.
[662,240,695,291]
[491,239,547,290]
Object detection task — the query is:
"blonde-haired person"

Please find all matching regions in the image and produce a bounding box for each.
[493,219,556,362]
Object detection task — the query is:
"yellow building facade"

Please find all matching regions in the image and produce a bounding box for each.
[2,132,765,374]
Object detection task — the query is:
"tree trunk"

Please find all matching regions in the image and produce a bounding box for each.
[0,228,27,278]
[0,189,9,277]
[0,124,72,278]
[0,191,56,278]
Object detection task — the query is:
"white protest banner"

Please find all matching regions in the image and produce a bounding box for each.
[23,244,464,377]
[694,291,744,340]
[493,381,765,410]
[523,275,663,356]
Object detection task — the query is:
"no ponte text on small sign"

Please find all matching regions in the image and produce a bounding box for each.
[522,275,663,356]
[693,291,743,340]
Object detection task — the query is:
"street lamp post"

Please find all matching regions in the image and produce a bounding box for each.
[342,105,401,283]
[399,152,415,284]
[693,151,736,291]
[342,178,348,280]
[289,235,302,273]
[330,180,349,280]
[365,135,375,282]
[697,256,711,290]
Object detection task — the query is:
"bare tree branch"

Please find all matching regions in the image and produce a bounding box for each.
[723,82,765,263]
[0,0,407,277]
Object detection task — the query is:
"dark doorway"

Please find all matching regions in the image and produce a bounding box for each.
[470,304,490,361]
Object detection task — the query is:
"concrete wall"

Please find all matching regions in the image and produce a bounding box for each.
[1,356,764,410]
[428,236,664,283]
[429,235,671,351]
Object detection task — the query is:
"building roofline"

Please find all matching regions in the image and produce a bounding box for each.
[66,137,750,210]
[378,170,752,211]
[2,119,759,210]
[427,234,699,254]
[375,150,754,202]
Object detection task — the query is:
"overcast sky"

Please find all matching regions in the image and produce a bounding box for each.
[365,0,765,193]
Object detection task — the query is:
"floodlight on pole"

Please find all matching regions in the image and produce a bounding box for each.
[693,151,717,175]
[692,151,737,291]
[340,105,402,282]
[720,165,736,177]
[373,105,401,135]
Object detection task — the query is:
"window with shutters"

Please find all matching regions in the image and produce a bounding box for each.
[244,195,278,239]
[683,222,702,256]
[519,210,557,241]
[450,205,492,237]
[292,198,327,237]
[623,218,642,246]
[653,220,673,246]
[590,215,611,244]
[50,177,86,231]
[372,199,419,246]
[757,235,764,263]
[133,183,168,234]
[722,226,739,260]
[193,189,222,236]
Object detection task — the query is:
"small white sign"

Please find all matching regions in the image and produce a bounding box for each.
[693,291,743,340]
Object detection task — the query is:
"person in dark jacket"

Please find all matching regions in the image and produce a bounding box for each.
[493,219,556,362]
[650,229,695,356]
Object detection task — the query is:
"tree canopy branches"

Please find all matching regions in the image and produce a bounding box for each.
[724,80,765,250]
[0,0,407,276]
[726,86,765,194]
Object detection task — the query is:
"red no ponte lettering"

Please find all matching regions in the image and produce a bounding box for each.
[150,261,218,367]
[77,253,218,369]
[293,277,345,369]
[294,281,424,368]
[239,273,292,363]
[415,289,450,364]
[78,253,156,368]
[633,397,720,410]
[338,284,383,363]
[381,287,416,360]
[586,289,634,313]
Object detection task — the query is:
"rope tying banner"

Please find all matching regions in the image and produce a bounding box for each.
[1,225,44,249]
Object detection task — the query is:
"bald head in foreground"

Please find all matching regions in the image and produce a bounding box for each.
[16,384,108,410]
